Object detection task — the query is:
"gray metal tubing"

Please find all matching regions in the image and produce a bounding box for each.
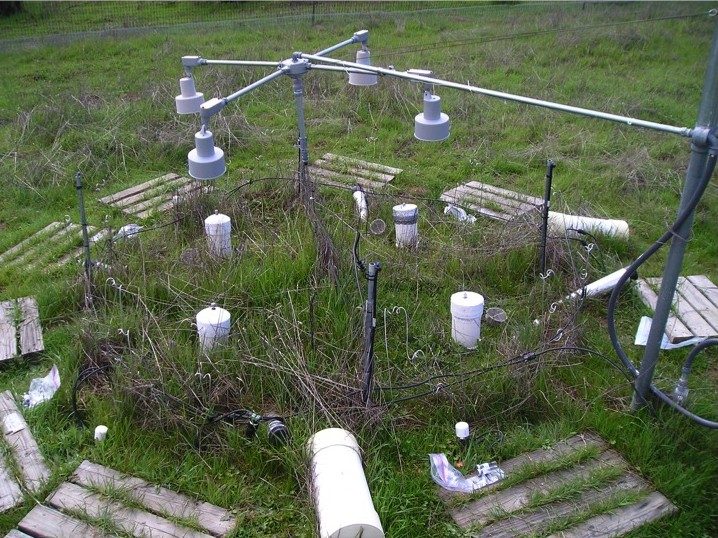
[293,77,309,165]
[632,19,718,409]
[202,59,281,67]
[302,53,692,137]
[313,37,356,57]
[680,337,718,377]
[310,64,378,75]
[224,68,286,104]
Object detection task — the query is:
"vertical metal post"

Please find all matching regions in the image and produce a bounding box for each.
[292,77,310,198]
[633,19,718,409]
[75,171,92,280]
[362,262,381,406]
[539,159,555,276]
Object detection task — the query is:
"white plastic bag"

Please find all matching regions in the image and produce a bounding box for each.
[429,453,505,493]
[23,364,61,408]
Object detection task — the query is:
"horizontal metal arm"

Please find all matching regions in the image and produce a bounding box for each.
[309,64,379,75]
[201,59,281,67]
[224,68,287,103]
[314,30,369,57]
[301,53,692,137]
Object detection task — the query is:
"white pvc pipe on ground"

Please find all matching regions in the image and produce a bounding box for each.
[450,291,484,349]
[307,428,384,538]
[548,211,629,239]
[564,267,629,302]
[204,211,232,257]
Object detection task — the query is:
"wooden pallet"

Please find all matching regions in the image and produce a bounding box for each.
[308,153,402,191]
[99,173,209,219]
[441,433,676,537]
[11,460,237,537]
[440,181,544,222]
[0,222,102,271]
[0,391,51,514]
[635,275,718,343]
[0,297,43,362]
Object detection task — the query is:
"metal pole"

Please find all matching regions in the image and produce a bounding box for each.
[632,19,718,409]
[292,76,310,198]
[301,53,692,138]
[539,159,555,276]
[74,171,92,281]
[362,262,381,406]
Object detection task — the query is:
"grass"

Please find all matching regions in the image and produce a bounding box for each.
[0,1,717,537]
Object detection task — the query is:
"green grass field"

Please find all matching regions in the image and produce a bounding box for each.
[0,1,717,536]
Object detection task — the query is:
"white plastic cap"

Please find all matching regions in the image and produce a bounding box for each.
[188,128,226,180]
[94,425,108,442]
[414,93,450,142]
[450,291,484,318]
[455,421,469,440]
[175,77,205,114]
[349,49,378,86]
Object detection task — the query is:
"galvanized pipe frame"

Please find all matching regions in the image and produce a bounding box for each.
[185,26,718,422]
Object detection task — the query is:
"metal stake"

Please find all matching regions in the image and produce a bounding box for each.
[75,171,92,281]
[362,261,381,406]
[632,19,718,409]
[292,76,310,198]
[539,159,556,276]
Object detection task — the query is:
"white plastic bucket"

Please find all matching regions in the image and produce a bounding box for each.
[204,211,232,257]
[196,303,231,351]
[451,291,484,349]
[393,203,418,248]
[307,428,384,538]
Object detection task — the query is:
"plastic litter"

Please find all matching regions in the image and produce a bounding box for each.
[113,223,143,241]
[634,316,703,350]
[23,364,61,408]
[444,204,476,224]
[429,453,505,493]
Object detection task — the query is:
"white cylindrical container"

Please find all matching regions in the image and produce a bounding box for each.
[455,421,470,441]
[393,203,418,248]
[204,210,232,258]
[308,428,384,538]
[94,425,108,442]
[196,303,231,351]
[451,291,484,349]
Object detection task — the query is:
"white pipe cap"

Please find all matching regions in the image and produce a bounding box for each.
[455,421,470,440]
[188,128,226,180]
[176,77,205,114]
[414,93,450,141]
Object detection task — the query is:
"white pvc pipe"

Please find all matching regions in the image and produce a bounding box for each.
[308,428,384,538]
[565,267,630,302]
[204,211,232,257]
[450,291,484,349]
[353,190,368,222]
[196,303,231,351]
[548,211,629,239]
[393,203,418,248]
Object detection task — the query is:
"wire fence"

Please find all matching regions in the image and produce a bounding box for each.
[0,1,562,50]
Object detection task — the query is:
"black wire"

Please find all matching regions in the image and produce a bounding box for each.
[71,362,115,427]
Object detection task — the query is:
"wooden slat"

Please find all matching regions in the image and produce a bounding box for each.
[314,158,395,182]
[676,277,718,332]
[465,180,544,207]
[550,491,677,538]
[477,473,648,537]
[18,297,43,355]
[5,529,34,538]
[452,450,625,528]
[0,222,66,264]
[634,280,693,343]
[0,391,50,493]
[440,192,519,222]
[110,175,189,209]
[0,300,17,362]
[645,278,716,338]
[442,186,518,214]
[99,173,180,205]
[46,482,213,538]
[128,178,201,217]
[460,183,536,213]
[322,153,403,175]
[0,450,23,513]
[687,275,718,309]
[71,460,236,537]
[308,166,387,190]
[17,504,104,538]
[439,433,607,502]
[6,224,80,269]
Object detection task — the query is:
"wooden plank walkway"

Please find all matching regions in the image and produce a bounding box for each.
[440,180,544,222]
[635,274,718,343]
[99,173,209,219]
[0,222,98,271]
[0,391,50,515]
[442,433,676,537]
[10,460,237,537]
[308,153,402,191]
[0,298,44,362]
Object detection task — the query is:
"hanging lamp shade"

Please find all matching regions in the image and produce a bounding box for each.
[348,49,378,86]
[188,128,225,180]
[175,76,205,114]
[414,92,450,142]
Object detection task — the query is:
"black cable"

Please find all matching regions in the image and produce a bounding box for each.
[71,362,115,426]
